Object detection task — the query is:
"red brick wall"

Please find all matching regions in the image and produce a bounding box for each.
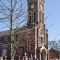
[49,49,59,59]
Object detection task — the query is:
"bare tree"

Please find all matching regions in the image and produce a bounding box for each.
[0,0,28,59]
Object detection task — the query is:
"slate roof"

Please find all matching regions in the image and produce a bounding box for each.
[0,26,34,37]
[0,30,10,37]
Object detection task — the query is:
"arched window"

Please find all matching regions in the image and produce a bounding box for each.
[39,12,41,22]
[2,49,7,56]
[33,10,36,22]
[40,36,43,44]
[38,36,44,47]
[39,28,44,46]
[39,12,44,22]
[40,36,44,46]
[39,28,43,36]
[42,13,44,22]
[29,11,32,23]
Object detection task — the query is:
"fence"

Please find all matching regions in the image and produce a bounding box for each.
[0,56,28,60]
[0,54,35,60]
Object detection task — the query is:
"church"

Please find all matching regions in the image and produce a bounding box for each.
[0,0,48,60]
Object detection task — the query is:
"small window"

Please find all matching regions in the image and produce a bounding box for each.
[40,29,43,35]
[27,40,30,51]
[42,13,44,22]
[39,12,44,22]
[2,49,7,56]
[18,35,22,45]
[39,28,43,36]
[29,16,31,23]
[40,37,43,43]
[0,38,1,42]
[33,11,36,22]
[38,36,44,47]
[30,12,31,15]
[4,37,9,43]
[40,37,44,46]
[39,12,42,22]
[29,11,32,23]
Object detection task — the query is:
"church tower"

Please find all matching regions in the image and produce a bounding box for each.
[27,0,48,60]
[27,0,45,27]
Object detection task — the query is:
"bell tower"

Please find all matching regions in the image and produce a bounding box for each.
[27,0,45,27]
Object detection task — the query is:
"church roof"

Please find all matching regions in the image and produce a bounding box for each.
[0,26,34,37]
[0,30,10,37]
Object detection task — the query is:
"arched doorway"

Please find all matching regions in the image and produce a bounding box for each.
[41,49,46,60]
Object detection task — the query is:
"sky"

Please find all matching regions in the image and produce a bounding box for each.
[0,0,27,31]
[45,0,60,41]
[0,0,60,41]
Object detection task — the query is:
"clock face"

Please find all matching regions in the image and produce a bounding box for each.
[30,4,35,9]
[40,5,43,9]
[39,5,43,10]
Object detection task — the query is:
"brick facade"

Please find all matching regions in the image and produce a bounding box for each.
[49,49,59,60]
[0,0,48,60]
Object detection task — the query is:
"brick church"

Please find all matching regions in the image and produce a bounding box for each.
[0,0,48,60]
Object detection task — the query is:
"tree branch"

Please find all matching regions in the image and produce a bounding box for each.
[0,20,10,28]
